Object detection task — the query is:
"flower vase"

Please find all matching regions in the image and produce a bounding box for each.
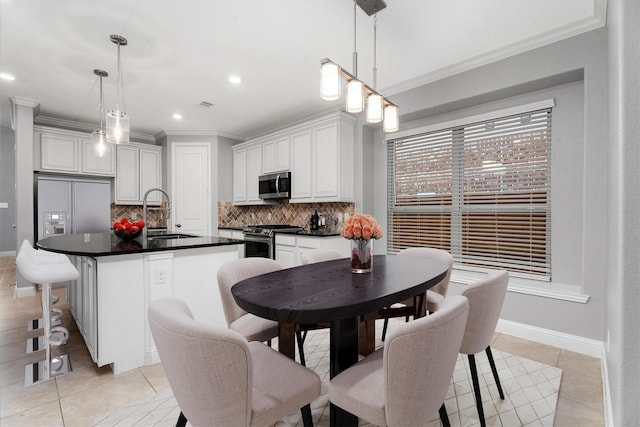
[351,239,373,273]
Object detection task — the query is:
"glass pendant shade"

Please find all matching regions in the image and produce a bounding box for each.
[383,105,399,132]
[106,109,130,144]
[346,80,364,113]
[320,62,341,101]
[366,93,384,123]
[92,130,108,157]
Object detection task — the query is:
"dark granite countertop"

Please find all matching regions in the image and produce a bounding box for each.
[278,229,342,237]
[36,230,244,257]
[218,226,246,231]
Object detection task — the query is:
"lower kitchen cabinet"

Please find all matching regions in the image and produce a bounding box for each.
[275,234,350,267]
[66,245,241,374]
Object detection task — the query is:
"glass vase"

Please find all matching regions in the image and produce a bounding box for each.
[351,239,373,273]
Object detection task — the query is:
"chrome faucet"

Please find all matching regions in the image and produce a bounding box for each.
[143,188,171,238]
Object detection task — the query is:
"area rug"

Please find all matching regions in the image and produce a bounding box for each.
[93,322,562,427]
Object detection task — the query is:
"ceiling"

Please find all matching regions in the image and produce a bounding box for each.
[0,0,605,140]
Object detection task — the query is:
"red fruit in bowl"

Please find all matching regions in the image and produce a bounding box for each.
[114,223,125,231]
[130,225,140,233]
[120,217,130,224]
[133,220,145,229]
[124,222,132,230]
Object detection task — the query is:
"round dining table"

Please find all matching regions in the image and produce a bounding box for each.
[232,254,449,427]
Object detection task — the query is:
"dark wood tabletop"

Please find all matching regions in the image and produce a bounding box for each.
[231,254,448,324]
[231,254,448,427]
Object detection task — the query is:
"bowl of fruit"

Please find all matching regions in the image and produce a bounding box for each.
[113,218,145,241]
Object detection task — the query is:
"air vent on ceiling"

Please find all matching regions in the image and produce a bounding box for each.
[199,101,214,108]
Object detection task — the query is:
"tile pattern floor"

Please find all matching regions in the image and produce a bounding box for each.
[0,256,606,426]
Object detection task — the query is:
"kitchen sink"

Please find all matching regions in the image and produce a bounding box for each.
[147,233,198,240]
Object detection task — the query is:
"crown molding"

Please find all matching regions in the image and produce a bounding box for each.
[34,115,156,143]
[383,1,607,97]
[155,129,246,142]
[10,97,40,129]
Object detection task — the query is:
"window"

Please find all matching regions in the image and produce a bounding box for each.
[387,103,552,280]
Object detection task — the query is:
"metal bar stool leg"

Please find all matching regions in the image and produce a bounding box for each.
[468,354,486,427]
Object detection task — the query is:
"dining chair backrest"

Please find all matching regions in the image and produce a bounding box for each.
[397,247,453,298]
[217,257,283,327]
[300,248,343,265]
[383,295,469,426]
[460,270,509,355]
[148,298,253,426]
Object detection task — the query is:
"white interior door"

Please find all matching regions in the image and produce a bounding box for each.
[171,143,211,236]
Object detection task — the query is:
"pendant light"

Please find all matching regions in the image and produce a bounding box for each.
[106,34,130,144]
[319,0,398,132]
[366,10,383,123]
[91,69,109,157]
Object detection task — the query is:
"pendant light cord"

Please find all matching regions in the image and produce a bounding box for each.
[99,75,104,130]
[352,0,358,78]
[373,10,377,90]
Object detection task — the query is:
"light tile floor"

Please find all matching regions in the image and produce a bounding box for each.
[0,256,605,426]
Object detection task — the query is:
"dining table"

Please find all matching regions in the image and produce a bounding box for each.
[231,254,449,427]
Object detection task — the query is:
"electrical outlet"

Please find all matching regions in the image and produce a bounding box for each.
[268,212,272,220]
[155,268,168,285]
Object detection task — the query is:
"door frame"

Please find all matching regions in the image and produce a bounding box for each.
[170,142,212,236]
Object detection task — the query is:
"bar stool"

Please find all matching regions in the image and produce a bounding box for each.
[16,240,79,386]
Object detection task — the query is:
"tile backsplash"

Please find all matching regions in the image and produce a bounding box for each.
[218,200,355,231]
[111,203,168,229]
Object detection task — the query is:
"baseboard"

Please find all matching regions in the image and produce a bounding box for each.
[496,318,604,358]
[15,285,36,297]
[0,250,16,257]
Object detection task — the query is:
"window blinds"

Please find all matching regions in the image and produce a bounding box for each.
[387,108,552,280]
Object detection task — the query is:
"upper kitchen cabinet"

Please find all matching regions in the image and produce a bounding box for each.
[34,126,115,176]
[233,144,264,205]
[114,143,162,205]
[262,136,290,173]
[290,114,355,203]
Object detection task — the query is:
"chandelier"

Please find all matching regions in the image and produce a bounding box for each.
[106,34,130,144]
[320,0,398,132]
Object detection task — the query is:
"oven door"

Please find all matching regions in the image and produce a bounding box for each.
[243,234,273,259]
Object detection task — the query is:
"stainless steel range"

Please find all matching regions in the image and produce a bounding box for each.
[243,224,303,259]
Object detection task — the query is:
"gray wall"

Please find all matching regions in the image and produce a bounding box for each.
[372,28,609,341]
[0,126,16,253]
[606,0,640,424]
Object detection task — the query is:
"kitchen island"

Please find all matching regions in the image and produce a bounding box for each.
[37,231,244,374]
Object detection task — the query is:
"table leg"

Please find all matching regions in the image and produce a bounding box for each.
[330,317,359,427]
[278,322,296,360]
[358,313,376,356]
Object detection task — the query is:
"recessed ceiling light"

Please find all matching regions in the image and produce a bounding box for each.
[228,75,241,84]
[0,72,15,81]
[172,113,183,120]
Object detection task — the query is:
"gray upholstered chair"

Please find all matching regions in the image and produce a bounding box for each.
[329,296,470,427]
[300,248,343,265]
[460,270,509,427]
[217,257,281,344]
[149,298,321,427]
[380,247,454,340]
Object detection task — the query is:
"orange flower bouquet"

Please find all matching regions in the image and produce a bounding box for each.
[341,214,383,273]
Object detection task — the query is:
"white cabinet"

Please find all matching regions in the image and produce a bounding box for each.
[68,256,98,363]
[275,234,350,267]
[289,115,355,203]
[35,126,115,176]
[218,229,245,258]
[263,136,290,173]
[232,145,265,205]
[114,143,162,205]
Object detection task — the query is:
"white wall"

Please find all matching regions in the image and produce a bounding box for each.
[0,126,16,253]
[371,28,609,341]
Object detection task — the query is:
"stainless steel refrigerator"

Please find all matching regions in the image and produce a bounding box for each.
[36,176,111,241]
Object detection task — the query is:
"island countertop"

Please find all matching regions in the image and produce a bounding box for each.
[36,231,244,257]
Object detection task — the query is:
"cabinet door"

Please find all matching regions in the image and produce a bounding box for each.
[41,134,79,172]
[115,145,140,203]
[291,130,312,199]
[276,245,297,268]
[246,145,262,202]
[140,147,162,204]
[82,257,98,362]
[263,136,290,173]
[233,149,247,202]
[81,139,115,176]
[313,123,339,198]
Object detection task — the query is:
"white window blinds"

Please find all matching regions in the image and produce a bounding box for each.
[387,107,552,280]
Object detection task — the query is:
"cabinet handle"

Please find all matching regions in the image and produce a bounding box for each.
[176,224,182,228]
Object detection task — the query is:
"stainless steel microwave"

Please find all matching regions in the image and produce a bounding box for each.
[258,171,291,200]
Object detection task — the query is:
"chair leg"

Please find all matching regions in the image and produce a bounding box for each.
[416,294,425,318]
[468,354,486,427]
[438,403,450,427]
[296,330,306,366]
[381,316,389,341]
[267,338,272,347]
[176,411,187,427]
[485,346,505,400]
[301,403,313,427]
